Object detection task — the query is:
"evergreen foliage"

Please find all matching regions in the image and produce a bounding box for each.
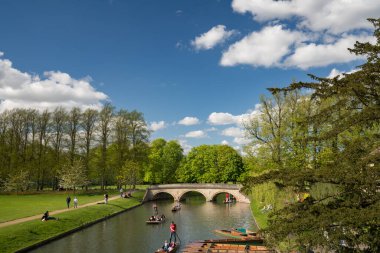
[244,19,380,252]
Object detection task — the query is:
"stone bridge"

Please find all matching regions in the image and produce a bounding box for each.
[142,183,250,203]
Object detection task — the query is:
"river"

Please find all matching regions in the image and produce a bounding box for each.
[30,195,257,253]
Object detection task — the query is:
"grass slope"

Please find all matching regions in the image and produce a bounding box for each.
[0,191,145,253]
[0,190,119,223]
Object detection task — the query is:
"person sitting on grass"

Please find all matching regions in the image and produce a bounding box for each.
[41,211,57,221]
[41,211,49,221]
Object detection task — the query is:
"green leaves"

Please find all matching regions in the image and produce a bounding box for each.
[244,19,380,252]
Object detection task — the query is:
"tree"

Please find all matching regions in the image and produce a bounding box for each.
[161,140,183,183]
[125,110,150,188]
[2,170,32,194]
[244,19,380,252]
[177,145,244,183]
[68,107,81,165]
[51,107,67,189]
[98,103,114,190]
[58,160,89,194]
[36,110,50,190]
[81,108,98,188]
[147,138,167,184]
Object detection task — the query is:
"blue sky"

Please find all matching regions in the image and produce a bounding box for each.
[0,0,378,153]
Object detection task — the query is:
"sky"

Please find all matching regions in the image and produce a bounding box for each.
[0,0,378,153]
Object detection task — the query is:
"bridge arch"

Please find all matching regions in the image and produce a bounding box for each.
[210,190,236,202]
[152,191,175,200]
[178,190,207,201]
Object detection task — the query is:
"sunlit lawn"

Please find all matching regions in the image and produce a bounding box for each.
[0,191,145,253]
[0,189,120,223]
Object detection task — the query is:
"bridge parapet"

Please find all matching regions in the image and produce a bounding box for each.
[148,183,241,190]
[143,183,250,203]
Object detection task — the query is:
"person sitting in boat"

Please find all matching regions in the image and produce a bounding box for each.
[161,214,166,219]
[168,242,175,251]
[149,215,156,221]
[156,216,162,221]
[162,240,169,251]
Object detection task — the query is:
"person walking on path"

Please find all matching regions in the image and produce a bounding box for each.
[119,188,123,197]
[73,196,78,208]
[104,193,109,204]
[169,221,177,244]
[66,195,71,209]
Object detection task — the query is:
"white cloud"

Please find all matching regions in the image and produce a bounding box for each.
[0,52,3,57]
[150,121,167,131]
[208,104,261,126]
[208,112,237,125]
[221,140,229,145]
[231,0,380,34]
[284,34,374,69]
[220,126,251,145]
[184,130,207,138]
[192,25,236,50]
[221,127,244,138]
[327,68,359,79]
[0,56,108,111]
[220,25,305,67]
[178,116,200,126]
[233,137,251,145]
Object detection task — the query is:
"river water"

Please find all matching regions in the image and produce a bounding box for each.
[30,196,257,253]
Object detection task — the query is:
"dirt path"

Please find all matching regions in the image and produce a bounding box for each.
[0,195,121,228]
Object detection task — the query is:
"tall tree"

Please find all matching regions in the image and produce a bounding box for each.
[147,138,166,184]
[125,110,150,188]
[177,145,243,183]
[98,103,114,190]
[68,107,81,165]
[81,108,98,188]
[161,140,183,183]
[36,110,50,190]
[244,19,380,252]
[51,107,67,189]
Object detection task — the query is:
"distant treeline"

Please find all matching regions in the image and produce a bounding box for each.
[0,103,245,191]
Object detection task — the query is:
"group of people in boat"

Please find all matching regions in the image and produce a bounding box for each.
[161,240,176,252]
[149,214,166,222]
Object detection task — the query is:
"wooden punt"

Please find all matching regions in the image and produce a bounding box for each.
[214,228,260,240]
[195,238,263,245]
[181,242,274,253]
[146,219,165,224]
[146,216,166,224]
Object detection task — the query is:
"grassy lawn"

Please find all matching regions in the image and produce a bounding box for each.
[0,190,120,223]
[0,190,145,253]
[249,195,269,229]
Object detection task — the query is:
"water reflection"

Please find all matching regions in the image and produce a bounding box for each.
[30,197,257,253]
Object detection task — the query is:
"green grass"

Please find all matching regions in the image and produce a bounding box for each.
[0,190,120,223]
[249,195,269,229]
[0,190,145,253]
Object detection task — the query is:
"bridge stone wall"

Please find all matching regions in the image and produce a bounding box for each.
[143,183,250,203]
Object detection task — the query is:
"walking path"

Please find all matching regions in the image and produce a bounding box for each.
[0,195,120,228]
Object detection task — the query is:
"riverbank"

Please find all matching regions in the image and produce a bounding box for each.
[0,191,145,253]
